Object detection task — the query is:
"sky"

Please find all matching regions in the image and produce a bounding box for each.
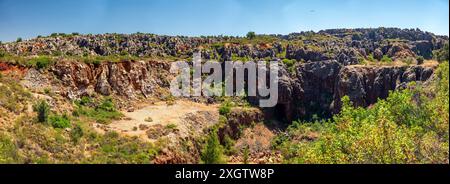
[0,0,448,42]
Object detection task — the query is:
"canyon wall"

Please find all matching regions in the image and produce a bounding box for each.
[265,61,436,122]
[50,59,436,122]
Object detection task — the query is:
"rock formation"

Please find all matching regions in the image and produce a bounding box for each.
[51,60,171,99]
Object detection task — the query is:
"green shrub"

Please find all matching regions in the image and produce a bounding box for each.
[222,135,236,155]
[433,43,449,62]
[416,56,424,64]
[97,97,115,112]
[246,31,256,40]
[242,145,250,164]
[367,54,376,62]
[43,88,51,95]
[33,100,50,123]
[219,103,231,115]
[165,123,177,130]
[0,75,32,113]
[48,114,71,128]
[381,55,393,63]
[357,56,366,65]
[29,56,53,69]
[74,97,122,124]
[144,117,153,122]
[403,57,414,65]
[0,133,20,163]
[70,124,84,143]
[78,96,92,106]
[0,133,19,163]
[201,130,225,164]
[282,58,295,67]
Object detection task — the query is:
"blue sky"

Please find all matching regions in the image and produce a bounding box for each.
[0,0,448,42]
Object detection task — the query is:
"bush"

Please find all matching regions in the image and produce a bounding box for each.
[201,130,225,164]
[242,145,250,164]
[79,96,92,106]
[381,55,393,63]
[219,103,231,115]
[74,97,122,124]
[357,56,366,65]
[222,135,236,155]
[0,133,19,163]
[416,56,425,65]
[87,131,159,164]
[97,97,115,112]
[43,88,51,95]
[16,37,22,42]
[70,124,84,143]
[33,100,50,123]
[403,57,414,65]
[367,54,376,62]
[433,43,449,62]
[165,123,177,130]
[282,58,295,67]
[48,114,70,128]
[29,56,53,69]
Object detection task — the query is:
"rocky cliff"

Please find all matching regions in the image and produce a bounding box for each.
[51,60,171,100]
[1,28,448,64]
[46,58,437,123]
[264,61,437,122]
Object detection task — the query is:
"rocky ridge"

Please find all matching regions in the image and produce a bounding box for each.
[1,28,448,64]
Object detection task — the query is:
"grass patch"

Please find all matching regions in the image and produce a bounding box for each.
[73,97,122,124]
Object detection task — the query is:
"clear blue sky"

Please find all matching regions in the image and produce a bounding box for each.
[0,0,448,42]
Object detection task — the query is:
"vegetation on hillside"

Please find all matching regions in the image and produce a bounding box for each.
[0,75,159,163]
[273,62,449,164]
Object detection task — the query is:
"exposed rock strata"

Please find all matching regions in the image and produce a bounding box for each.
[51,60,171,99]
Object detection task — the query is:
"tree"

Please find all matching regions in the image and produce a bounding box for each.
[33,100,50,123]
[242,145,250,164]
[16,37,22,42]
[246,31,256,39]
[201,130,224,164]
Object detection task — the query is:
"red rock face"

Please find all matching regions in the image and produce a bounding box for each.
[52,60,170,99]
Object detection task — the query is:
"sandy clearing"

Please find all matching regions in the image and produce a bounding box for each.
[97,100,219,142]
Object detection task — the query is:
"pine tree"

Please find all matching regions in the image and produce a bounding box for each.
[201,130,224,164]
